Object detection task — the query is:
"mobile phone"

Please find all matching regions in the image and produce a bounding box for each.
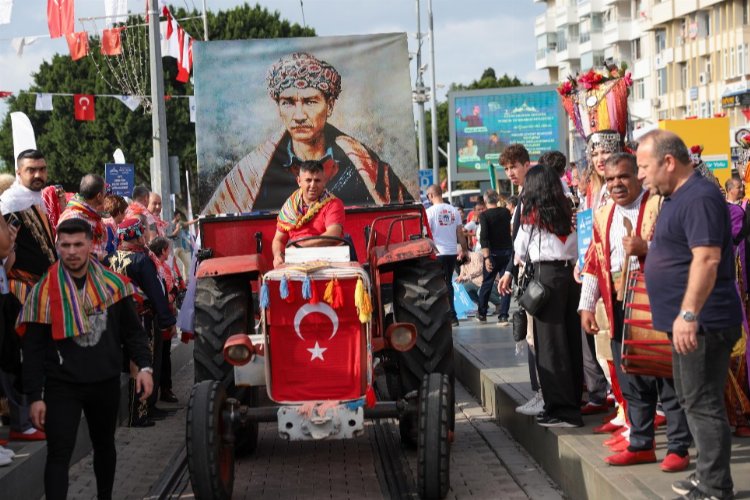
[7,213,20,229]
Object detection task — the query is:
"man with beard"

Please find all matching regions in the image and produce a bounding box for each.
[104,217,175,426]
[0,149,56,444]
[204,52,413,214]
[18,218,153,500]
[57,174,107,261]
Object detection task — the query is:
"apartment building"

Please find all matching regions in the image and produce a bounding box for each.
[535,0,750,148]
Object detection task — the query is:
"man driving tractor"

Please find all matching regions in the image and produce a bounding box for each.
[271,160,345,268]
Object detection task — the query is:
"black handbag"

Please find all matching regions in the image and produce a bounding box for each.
[512,309,527,342]
[516,226,551,317]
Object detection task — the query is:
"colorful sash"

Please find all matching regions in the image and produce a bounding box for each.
[277,188,336,232]
[17,258,136,340]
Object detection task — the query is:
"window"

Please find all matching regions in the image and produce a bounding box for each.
[557,28,567,51]
[724,48,729,79]
[655,29,666,53]
[580,16,591,43]
[731,46,736,77]
[744,0,750,25]
[739,44,747,75]
[657,67,668,96]
[700,101,708,118]
[591,13,604,32]
[632,38,642,60]
[680,63,688,88]
[634,79,645,100]
[658,110,669,120]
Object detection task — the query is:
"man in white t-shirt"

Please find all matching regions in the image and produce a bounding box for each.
[425,184,469,326]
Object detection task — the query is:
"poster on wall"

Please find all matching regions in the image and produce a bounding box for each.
[193,33,419,214]
[448,85,567,182]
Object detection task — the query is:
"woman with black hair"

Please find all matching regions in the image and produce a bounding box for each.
[515,164,583,428]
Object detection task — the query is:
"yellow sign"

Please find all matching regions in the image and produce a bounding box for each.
[659,117,731,186]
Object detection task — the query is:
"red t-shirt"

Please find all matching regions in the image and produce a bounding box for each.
[285,197,345,240]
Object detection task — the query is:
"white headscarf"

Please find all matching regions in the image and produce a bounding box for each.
[0,181,45,215]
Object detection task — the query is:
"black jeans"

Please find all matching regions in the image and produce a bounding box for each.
[672,325,740,497]
[477,250,512,317]
[44,376,121,500]
[160,338,172,392]
[531,262,583,424]
[437,254,458,320]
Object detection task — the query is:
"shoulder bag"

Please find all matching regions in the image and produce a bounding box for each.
[517,225,550,317]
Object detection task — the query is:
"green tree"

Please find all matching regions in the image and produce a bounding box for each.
[0,3,314,202]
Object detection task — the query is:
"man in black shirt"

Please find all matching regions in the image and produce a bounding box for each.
[20,219,153,500]
[476,190,512,323]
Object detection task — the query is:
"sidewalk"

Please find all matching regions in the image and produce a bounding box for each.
[452,317,750,500]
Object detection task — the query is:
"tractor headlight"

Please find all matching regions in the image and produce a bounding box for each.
[223,334,255,366]
[386,323,417,352]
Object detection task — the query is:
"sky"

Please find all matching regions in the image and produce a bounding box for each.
[0,0,548,119]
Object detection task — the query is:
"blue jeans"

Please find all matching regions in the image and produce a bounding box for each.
[672,325,740,497]
[477,250,512,317]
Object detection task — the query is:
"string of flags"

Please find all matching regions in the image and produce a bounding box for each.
[0,91,196,123]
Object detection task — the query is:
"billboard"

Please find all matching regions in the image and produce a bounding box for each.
[659,117,732,187]
[193,33,419,214]
[448,85,567,182]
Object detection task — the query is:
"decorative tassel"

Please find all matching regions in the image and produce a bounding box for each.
[354,277,372,323]
[284,279,295,303]
[302,275,312,300]
[332,278,344,309]
[324,278,335,305]
[365,385,376,408]
[280,274,289,299]
[260,281,269,309]
[310,279,319,304]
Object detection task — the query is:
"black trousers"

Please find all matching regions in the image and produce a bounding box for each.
[44,376,120,500]
[160,338,172,391]
[477,249,512,317]
[437,254,458,320]
[531,262,583,424]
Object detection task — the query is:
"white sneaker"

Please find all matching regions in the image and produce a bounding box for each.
[516,390,545,416]
[0,453,11,467]
[0,446,15,459]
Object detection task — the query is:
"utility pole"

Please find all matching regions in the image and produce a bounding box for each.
[202,0,209,40]
[414,0,429,174]
[428,0,439,185]
[147,0,172,220]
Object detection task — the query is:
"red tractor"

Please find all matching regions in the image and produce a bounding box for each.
[186,204,454,499]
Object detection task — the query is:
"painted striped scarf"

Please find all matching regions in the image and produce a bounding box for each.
[277,188,336,232]
[17,258,136,340]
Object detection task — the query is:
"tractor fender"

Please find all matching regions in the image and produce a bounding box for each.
[196,254,269,279]
[373,237,436,268]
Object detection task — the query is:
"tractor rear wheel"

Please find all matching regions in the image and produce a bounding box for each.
[187,380,234,500]
[417,373,451,499]
[194,275,258,455]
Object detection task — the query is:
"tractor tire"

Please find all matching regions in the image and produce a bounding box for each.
[187,380,234,500]
[393,258,454,394]
[194,275,258,455]
[194,275,253,387]
[417,373,451,500]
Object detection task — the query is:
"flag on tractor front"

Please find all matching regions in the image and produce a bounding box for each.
[74,94,95,121]
[47,0,74,38]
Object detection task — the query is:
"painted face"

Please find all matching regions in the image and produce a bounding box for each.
[589,146,612,178]
[277,87,332,144]
[503,161,530,187]
[17,158,48,192]
[297,169,327,204]
[57,231,92,275]
[604,161,642,206]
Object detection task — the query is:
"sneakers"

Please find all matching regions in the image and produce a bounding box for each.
[0,445,15,459]
[673,474,733,499]
[0,453,10,467]
[604,449,657,466]
[474,314,487,322]
[536,413,583,428]
[9,428,46,441]
[661,452,690,473]
[451,318,460,327]
[497,315,509,326]
[515,390,544,416]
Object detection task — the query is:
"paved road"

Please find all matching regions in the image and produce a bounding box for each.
[66,354,561,499]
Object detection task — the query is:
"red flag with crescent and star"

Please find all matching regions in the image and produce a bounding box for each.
[47,0,75,39]
[74,94,95,121]
[266,275,365,402]
[65,31,89,61]
[101,28,124,56]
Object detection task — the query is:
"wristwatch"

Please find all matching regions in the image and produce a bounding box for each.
[139,366,154,374]
[680,310,697,322]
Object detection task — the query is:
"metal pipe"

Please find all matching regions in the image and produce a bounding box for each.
[428,0,439,185]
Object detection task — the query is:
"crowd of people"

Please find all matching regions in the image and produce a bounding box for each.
[0,148,194,498]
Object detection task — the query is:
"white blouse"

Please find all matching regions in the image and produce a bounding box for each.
[514,223,578,265]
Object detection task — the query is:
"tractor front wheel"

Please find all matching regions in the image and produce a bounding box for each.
[417,373,451,499]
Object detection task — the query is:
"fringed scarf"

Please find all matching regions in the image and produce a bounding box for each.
[276,188,336,232]
[17,258,136,340]
[60,194,106,244]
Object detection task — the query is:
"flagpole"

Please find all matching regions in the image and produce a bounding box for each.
[147,0,173,220]
[202,0,209,41]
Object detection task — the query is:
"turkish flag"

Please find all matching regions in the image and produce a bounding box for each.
[0,91,12,98]
[65,31,89,61]
[47,0,74,38]
[266,275,366,402]
[101,28,123,56]
[73,94,95,121]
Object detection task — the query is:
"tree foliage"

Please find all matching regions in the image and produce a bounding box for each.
[0,3,314,197]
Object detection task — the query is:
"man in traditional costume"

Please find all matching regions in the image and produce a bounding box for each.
[0,148,55,443]
[104,218,175,427]
[271,160,345,268]
[689,144,722,189]
[204,51,412,214]
[579,153,691,471]
[57,174,108,261]
[18,218,153,500]
[126,185,158,242]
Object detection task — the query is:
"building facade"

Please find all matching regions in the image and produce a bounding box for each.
[535,0,750,148]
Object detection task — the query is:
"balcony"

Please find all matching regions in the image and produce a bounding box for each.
[535,13,555,37]
[633,57,651,79]
[577,0,605,16]
[603,19,634,45]
[555,6,579,28]
[536,48,558,70]
[557,41,581,62]
[651,0,674,26]
[698,0,723,7]
[674,0,698,17]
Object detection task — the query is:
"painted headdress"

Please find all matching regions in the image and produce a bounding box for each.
[558,63,633,155]
[689,144,704,165]
[267,52,342,102]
